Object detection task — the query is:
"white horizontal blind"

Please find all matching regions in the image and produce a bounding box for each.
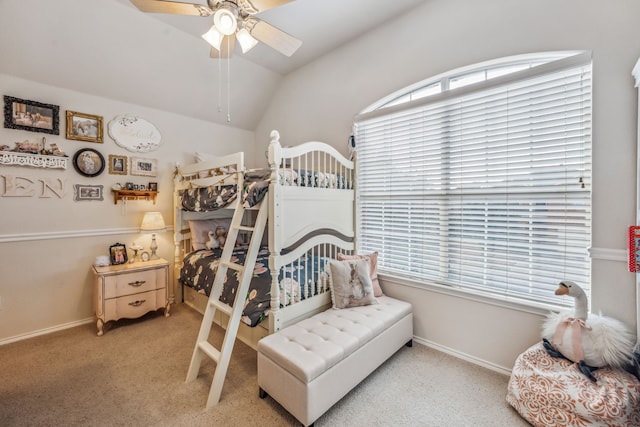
[354,55,592,307]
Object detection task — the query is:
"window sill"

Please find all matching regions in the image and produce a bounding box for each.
[378,273,560,318]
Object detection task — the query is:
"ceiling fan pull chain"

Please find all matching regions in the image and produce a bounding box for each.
[217,53,222,113]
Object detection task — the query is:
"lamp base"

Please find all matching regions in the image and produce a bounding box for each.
[150,234,159,260]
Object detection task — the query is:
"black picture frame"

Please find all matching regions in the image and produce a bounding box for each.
[73,148,105,177]
[3,95,60,135]
[148,182,158,192]
[109,243,128,265]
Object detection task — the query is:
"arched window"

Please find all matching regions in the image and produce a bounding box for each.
[354,51,591,308]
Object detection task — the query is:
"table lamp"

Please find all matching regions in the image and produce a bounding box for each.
[140,211,166,260]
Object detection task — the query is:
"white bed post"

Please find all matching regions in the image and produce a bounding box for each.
[173,162,184,304]
[268,130,283,333]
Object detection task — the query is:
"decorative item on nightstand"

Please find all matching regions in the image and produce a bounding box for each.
[140,211,166,260]
[129,241,143,263]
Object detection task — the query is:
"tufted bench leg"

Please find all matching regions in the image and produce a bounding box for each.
[258,387,267,399]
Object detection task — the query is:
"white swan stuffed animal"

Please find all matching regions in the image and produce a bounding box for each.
[541,280,635,381]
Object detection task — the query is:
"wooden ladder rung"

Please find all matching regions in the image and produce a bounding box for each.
[209,299,233,317]
[220,260,245,272]
[198,341,221,364]
[237,225,254,232]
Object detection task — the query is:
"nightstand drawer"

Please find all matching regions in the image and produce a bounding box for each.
[104,289,166,321]
[104,269,164,299]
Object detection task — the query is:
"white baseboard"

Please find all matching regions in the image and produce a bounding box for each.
[0,317,95,346]
[413,336,513,377]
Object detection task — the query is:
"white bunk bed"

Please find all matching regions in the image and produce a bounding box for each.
[173,130,356,350]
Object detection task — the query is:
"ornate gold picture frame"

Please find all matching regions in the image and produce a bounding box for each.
[66,110,103,143]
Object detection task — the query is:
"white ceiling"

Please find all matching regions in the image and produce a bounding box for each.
[0,0,425,130]
[116,0,425,75]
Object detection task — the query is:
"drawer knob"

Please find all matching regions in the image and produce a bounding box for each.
[128,280,146,287]
[128,300,146,307]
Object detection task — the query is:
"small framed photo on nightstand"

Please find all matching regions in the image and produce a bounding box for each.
[110,243,128,265]
[140,251,150,262]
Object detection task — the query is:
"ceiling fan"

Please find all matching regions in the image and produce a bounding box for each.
[130,0,302,59]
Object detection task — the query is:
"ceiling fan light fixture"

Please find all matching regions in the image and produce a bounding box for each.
[202,24,224,50]
[236,28,258,53]
[213,8,237,36]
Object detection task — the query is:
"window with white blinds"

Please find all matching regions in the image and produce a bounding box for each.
[354,52,592,308]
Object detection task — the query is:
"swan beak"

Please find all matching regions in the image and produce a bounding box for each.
[555,282,570,295]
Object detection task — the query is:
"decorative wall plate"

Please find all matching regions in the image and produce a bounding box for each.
[108,114,162,153]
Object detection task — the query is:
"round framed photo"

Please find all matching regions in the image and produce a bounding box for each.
[73,148,105,177]
[140,251,150,262]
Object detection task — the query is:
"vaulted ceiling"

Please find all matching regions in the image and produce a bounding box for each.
[0,0,425,130]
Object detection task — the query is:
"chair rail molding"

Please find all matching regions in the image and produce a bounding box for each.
[589,247,626,262]
[1,227,139,243]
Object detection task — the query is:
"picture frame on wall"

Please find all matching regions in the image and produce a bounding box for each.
[66,110,103,143]
[73,184,104,201]
[3,95,60,135]
[130,157,157,177]
[108,154,127,175]
[109,243,128,265]
[73,148,105,177]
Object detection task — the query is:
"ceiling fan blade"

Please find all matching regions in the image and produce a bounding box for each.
[237,0,295,14]
[130,0,213,16]
[209,35,235,59]
[247,18,301,57]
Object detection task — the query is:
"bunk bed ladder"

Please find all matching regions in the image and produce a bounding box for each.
[185,199,268,408]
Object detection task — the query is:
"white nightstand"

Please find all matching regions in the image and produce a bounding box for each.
[92,258,170,336]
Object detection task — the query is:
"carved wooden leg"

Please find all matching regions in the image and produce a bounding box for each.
[97,319,104,336]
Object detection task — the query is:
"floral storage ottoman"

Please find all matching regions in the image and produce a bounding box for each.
[506,342,640,427]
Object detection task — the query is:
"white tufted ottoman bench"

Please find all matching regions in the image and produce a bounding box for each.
[257,295,413,426]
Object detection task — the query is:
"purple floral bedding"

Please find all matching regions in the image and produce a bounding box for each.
[180,168,347,213]
[181,169,270,212]
[179,245,330,327]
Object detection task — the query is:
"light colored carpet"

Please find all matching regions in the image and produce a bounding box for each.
[0,304,530,426]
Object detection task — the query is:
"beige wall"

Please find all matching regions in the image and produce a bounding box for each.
[0,73,255,342]
[2,0,640,374]
[256,0,640,371]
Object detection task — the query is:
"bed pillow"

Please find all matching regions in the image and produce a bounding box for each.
[195,152,236,178]
[195,152,215,178]
[188,218,232,250]
[337,252,383,297]
[328,258,377,309]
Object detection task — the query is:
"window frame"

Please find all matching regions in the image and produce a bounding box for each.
[353,51,592,311]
